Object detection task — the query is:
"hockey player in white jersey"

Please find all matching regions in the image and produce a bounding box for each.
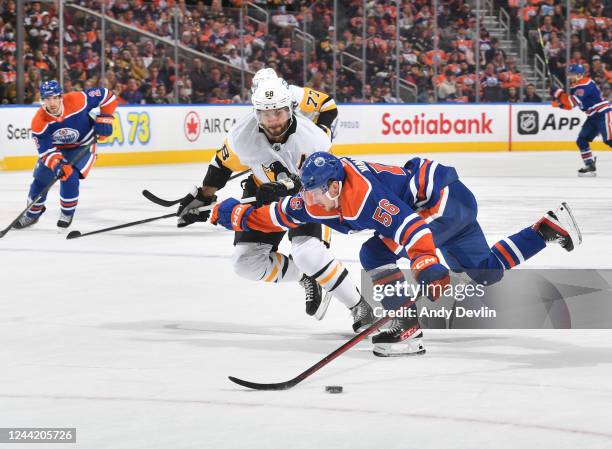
[251,68,338,138]
[176,78,373,332]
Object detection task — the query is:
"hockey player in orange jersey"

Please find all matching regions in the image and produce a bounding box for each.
[14,80,117,230]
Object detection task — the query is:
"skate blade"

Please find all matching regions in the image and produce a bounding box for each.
[577,172,596,177]
[353,321,372,333]
[557,202,583,249]
[314,290,333,321]
[373,340,426,357]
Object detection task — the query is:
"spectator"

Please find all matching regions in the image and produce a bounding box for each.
[189,58,208,103]
[152,83,172,104]
[130,57,149,82]
[437,70,457,100]
[485,38,506,65]
[142,40,156,68]
[1,0,609,106]
[523,83,543,102]
[121,78,145,104]
[226,46,247,69]
[505,86,520,103]
[482,64,504,102]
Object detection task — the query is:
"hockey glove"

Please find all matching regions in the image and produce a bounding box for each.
[210,198,253,231]
[411,255,450,301]
[176,187,216,228]
[256,174,302,207]
[549,87,563,99]
[551,99,571,110]
[95,113,114,137]
[45,152,74,181]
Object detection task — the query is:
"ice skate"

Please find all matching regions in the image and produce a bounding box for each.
[578,157,596,177]
[372,315,426,357]
[350,297,375,333]
[13,206,46,229]
[533,202,582,251]
[300,274,323,316]
[57,212,74,229]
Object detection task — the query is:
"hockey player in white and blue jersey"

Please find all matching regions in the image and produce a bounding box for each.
[14,80,117,230]
[550,64,612,176]
[175,78,373,332]
[211,152,583,356]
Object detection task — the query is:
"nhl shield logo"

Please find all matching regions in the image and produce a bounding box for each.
[517,110,539,135]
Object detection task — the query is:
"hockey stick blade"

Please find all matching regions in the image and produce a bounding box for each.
[228,310,396,391]
[142,190,183,207]
[142,170,251,208]
[228,375,300,391]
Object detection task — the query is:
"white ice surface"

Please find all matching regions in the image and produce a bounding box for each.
[1,151,611,449]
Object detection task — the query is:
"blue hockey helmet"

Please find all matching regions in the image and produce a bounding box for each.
[300,152,345,205]
[568,64,585,76]
[39,80,62,99]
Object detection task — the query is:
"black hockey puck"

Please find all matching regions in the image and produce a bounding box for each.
[325,386,343,394]
[66,230,82,239]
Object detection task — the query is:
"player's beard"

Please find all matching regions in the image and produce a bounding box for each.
[262,116,292,141]
[44,101,63,117]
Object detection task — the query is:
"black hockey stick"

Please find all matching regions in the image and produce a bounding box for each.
[66,196,255,239]
[228,295,422,391]
[142,169,251,208]
[66,210,183,239]
[141,189,183,207]
[0,145,92,239]
[537,28,555,90]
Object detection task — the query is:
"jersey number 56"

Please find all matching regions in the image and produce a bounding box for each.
[372,199,399,227]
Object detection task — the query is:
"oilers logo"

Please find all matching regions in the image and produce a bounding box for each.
[52,128,80,144]
[314,156,326,167]
[289,197,303,210]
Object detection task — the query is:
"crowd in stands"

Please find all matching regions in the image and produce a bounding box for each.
[0,0,609,105]
[499,0,611,97]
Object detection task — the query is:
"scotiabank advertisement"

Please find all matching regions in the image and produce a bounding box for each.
[335,104,506,143]
[333,104,509,153]
[0,103,601,170]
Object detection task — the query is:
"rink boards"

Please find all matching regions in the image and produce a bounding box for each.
[0,103,607,170]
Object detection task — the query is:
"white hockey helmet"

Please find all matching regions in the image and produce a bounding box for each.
[252,78,294,137]
[252,78,293,111]
[251,67,278,93]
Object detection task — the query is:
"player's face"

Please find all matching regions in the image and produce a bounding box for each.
[302,181,340,211]
[568,73,582,85]
[42,95,62,115]
[257,107,291,137]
